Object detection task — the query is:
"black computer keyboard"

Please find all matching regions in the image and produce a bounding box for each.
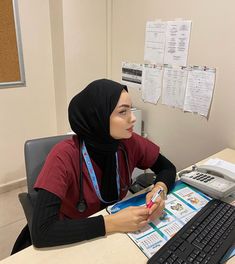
[147,199,235,264]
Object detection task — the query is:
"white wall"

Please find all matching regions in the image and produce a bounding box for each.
[49,0,68,134]
[49,0,109,133]
[62,0,108,102]
[111,0,235,170]
[0,0,109,188]
[0,1,57,187]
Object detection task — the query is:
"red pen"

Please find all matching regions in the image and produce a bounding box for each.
[147,188,163,209]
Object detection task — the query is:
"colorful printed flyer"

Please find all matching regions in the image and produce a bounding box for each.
[107,181,211,258]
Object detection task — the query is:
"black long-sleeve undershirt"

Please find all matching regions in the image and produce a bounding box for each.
[150,153,176,193]
[31,189,105,247]
[31,153,176,248]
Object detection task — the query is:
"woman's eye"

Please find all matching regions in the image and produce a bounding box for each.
[119,110,127,115]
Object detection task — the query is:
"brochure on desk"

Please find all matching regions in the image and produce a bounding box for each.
[107,181,212,259]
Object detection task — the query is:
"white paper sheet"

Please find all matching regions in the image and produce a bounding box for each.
[162,65,188,109]
[121,62,143,88]
[183,67,216,117]
[142,64,163,104]
[144,21,167,64]
[164,20,192,66]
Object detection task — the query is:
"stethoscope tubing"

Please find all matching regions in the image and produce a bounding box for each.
[77,139,131,212]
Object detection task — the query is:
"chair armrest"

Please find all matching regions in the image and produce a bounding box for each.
[18,193,34,234]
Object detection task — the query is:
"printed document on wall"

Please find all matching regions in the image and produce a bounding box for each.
[121,62,143,88]
[164,20,192,66]
[183,67,216,117]
[142,64,163,104]
[144,21,167,64]
[162,65,188,109]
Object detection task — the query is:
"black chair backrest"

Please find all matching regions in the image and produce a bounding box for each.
[24,134,72,197]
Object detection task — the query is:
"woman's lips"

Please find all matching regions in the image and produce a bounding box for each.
[127,127,134,132]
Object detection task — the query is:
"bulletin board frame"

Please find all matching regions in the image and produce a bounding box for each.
[0,0,25,88]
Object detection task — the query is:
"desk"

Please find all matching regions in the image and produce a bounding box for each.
[1,148,235,264]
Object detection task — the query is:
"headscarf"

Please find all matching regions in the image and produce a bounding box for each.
[68,79,128,204]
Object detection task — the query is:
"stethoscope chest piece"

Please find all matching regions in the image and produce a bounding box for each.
[77,199,87,213]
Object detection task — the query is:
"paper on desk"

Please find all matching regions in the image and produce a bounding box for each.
[107,182,211,259]
[204,158,235,173]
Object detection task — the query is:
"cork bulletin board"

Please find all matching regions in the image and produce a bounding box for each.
[0,0,25,88]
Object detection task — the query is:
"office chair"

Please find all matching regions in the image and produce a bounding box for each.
[18,134,72,234]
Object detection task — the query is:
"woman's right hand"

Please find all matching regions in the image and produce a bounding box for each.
[104,206,149,234]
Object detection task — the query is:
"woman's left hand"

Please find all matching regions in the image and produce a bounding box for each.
[145,186,165,222]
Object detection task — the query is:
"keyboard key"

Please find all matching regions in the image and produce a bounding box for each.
[187,257,194,262]
[199,252,206,258]
[187,233,197,243]
[192,241,205,250]
[196,256,203,262]
[176,259,184,264]
[167,258,174,264]
[193,249,200,256]
[204,245,212,253]
[160,250,172,260]
[179,244,186,251]
[190,253,197,258]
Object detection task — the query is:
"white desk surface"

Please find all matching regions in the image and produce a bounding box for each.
[1,148,235,264]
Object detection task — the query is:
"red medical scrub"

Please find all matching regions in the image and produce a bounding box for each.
[34,132,159,219]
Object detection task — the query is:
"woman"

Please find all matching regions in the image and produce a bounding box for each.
[31,79,176,247]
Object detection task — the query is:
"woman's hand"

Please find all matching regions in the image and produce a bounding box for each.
[145,185,165,222]
[104,206,149,234]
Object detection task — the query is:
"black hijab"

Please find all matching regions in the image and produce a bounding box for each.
[68,79,128,204]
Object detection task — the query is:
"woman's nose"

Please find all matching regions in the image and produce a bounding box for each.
[130,111,136,123]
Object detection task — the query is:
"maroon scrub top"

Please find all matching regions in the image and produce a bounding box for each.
[34,133,159,219]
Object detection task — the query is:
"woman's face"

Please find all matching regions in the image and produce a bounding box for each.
[110,90,136,139]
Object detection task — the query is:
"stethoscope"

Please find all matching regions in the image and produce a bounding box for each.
[77,138,131,213]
